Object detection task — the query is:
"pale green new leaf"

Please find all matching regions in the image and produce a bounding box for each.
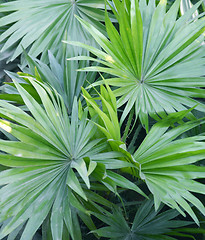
[82,84,147,196]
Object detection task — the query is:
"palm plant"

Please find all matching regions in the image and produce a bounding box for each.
[68,0,205,130]
[0,0,114,62]
[1,75,205,239]
[0,79,100,240]
[92,199,200,240]
[82,85,205,225]
[0,78,147,240]
[0,0,19,84]
[0,0,205,239]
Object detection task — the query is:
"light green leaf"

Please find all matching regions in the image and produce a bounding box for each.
[69,0,205,126]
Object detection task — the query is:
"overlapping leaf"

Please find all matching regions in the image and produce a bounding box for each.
[93,199,198,240]
[0,78,106,239]
[0,78,147,239]
[68,0,205,131]
[21,46,99,113]
[133,112,205,225]
[0,0,114,62]
[0,0,19,83]
[85,84,205,224]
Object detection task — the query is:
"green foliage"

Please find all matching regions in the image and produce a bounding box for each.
[0,79,148,240]
[0,0,114,62]
[0,79,101,239]
[133,113,205,225]
[22,46,99,114]
[85,84,205,225]
[0,44,103,114]
[68,0,205,130]
[0,0,205,239]
[92,199,197,240]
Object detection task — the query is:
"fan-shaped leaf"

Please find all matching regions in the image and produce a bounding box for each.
[0,0,113,61]
[0,79,113,239]
[69,0,205,131]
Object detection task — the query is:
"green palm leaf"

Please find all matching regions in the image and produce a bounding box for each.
[0,0,113,62]
[22,46,99,114]
[0,78,147,239]
[93,199,196,240]
[0,45,101,114]
[85,84,205,224]
[68,0,205,131]
[180,0,199,18]
[0,78,106,239]
[134,113,205,225]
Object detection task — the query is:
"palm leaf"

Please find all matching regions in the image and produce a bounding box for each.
[134,113,205,225]
[68,0,205,131]
[0,78,148,239]
[0,44,103,114]
[92,199,196,240]
[0,0,114,62]
[85,84,205,224]
[21,46,100,114]
[0,79,106,240]
[180,0,199,18]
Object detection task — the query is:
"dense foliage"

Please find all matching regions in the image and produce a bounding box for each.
[0,0,205,240]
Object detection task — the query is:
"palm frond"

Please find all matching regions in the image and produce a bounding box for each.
[0,78,147,239]
[0,78,106,239]
[0,44,103,114]
[134,112,205,225]
[85,84,205,224]
[92,199,196,240]
[21,46,99,114]
[68,0,205,131]
[0,0,114,62]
